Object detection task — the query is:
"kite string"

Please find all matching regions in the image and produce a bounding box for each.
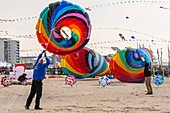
[45,28,54,50]
[2,85,24,113]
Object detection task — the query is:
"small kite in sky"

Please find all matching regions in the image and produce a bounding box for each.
[119,33,125,41]
[85,7,91,11]
[160,6,170,9]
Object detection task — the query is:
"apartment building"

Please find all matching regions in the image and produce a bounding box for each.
[0,38,20,64]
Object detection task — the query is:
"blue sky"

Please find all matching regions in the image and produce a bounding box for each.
[0,0,170,60]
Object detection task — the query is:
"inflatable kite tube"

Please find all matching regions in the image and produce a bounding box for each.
[36,1,91,55]
[60,47,110,79]
[110,47,153,83]
[153,74,164,86]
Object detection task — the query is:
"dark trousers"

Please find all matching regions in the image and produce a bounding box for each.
[26,80,42,108]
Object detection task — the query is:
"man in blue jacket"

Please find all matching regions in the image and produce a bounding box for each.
[25,50,50,110]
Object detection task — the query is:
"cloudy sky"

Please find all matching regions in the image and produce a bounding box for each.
[0,0,170,60]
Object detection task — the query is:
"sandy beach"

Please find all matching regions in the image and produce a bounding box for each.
[1,76,170,113]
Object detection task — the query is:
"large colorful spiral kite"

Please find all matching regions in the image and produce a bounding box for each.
[60,47,110,79]
[36,0,91,55]
[110,47,153,83]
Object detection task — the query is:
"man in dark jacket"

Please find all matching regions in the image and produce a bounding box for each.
[25,50,50,110]
[18,73,27,85]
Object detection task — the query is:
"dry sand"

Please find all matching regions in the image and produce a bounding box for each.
[0,76,170,113]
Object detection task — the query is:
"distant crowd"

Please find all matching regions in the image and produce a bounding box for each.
[0,66,64,75]
[0,66,12,75]
[0,65,169,77]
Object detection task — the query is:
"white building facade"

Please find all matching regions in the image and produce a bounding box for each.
[0,38,5,62]
[0,38,20,64]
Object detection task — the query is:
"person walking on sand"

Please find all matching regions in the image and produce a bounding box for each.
[25,50,50,110]
[144,62,153,95]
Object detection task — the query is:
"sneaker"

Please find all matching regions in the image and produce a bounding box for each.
[149,92,153,95]
[24,105,29,109]
[146,92,153,95]
[34,107,43,110]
